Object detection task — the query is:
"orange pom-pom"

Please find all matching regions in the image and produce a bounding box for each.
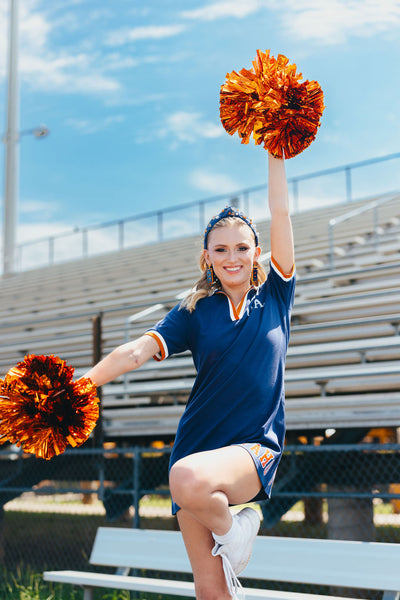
[220,49,325,159]
[0,355,99,460]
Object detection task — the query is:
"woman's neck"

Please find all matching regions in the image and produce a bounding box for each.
[220,284,252,308]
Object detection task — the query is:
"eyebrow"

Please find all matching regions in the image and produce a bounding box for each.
[212,241,252,247]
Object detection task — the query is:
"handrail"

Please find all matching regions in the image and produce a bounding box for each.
[328,192,399,270]
[7,151,400,274]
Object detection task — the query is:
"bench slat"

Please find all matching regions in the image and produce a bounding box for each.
[43,570,361,600]
[43,571,196,597]
[90,528,192,573]
[245,536,400,590]
[85,528,400,592]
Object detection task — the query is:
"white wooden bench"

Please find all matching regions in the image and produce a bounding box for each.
[44,526,400,600]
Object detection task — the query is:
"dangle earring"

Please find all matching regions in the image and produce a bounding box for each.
[206,264,216,285]
[251,264,258,286]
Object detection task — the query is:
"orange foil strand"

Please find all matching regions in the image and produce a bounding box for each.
[0,354,99,460]
[220,49,325,159]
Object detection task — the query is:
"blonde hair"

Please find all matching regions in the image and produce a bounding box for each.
[180,217,266,313]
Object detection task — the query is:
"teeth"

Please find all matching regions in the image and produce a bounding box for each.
[225,267,241,272]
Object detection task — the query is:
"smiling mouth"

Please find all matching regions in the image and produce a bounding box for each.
[224,266,242,273]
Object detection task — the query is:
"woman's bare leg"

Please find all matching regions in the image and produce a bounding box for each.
[170,446,262,598]
[177,509,232,600]
[170,445,261,535]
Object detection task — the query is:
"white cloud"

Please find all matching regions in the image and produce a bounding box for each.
[105,24,186,46]
[20,52,121,93]
[181,0,262,21]
[280,0,400,44]
[0,1,122,95]
[160,111,224,145]
[19,199,62,216]
[65,115,126,135]
[189,169,239,194]
[181,0,400,42]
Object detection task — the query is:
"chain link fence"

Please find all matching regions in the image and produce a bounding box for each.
[1,442,400,597]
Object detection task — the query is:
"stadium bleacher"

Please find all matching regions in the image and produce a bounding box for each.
[1,192,399,444]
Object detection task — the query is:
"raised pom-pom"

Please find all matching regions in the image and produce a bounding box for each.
[0,355,99,460]
[220,49,325,159]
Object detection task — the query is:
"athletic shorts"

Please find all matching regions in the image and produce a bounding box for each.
[237,442,282,503]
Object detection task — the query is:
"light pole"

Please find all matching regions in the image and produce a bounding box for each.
[3,0,19,276]
[2,1,49,276]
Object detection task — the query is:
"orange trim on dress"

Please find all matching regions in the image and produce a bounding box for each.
[144,331,165,361]
[218,287,252,321]
[271,256,295,279]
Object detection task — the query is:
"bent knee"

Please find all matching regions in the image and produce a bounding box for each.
[169,461,208,509]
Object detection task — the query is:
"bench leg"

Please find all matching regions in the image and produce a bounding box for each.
[83,587,94,600]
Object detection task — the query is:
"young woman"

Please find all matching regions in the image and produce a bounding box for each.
[85,153,295,600]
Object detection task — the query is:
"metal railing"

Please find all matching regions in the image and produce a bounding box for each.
[328,191,399,270]
[7,151,399,273]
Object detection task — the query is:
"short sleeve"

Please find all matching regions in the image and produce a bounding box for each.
[267,258,296,310]
[145,303,191,361]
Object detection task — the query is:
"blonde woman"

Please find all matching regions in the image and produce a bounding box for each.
[86,154,295,599]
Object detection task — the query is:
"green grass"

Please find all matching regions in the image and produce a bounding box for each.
[1,567,81,600]
[1,568,188,600]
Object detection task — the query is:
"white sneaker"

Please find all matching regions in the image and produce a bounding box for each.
[211,507,261,598]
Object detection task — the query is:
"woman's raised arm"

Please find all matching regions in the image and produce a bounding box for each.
[268,153,295,275]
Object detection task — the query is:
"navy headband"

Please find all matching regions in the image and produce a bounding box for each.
[203,206,259,249]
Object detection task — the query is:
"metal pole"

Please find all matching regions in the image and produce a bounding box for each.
[48,237,54,265]
[3,0,20,276]
[82,228,88,257]
[345,166,352,203]
[118,220,124,250]
[157,211,163,241]
[199,201,205,234]
[133,447,141,528]
[373,202,379,252]
[92,312,104,448]
[243,191,250,215]
[328,220,335,271]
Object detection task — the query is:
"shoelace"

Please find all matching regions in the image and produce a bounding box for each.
[212,544,245,600]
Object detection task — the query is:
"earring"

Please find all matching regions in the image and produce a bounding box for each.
[251,264,258,286]
[206,265,215,285]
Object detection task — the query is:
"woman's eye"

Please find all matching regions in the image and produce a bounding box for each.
[238,246,249,252]
[215,248,226,252]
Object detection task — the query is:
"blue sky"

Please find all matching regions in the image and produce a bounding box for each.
[1,0,400,260]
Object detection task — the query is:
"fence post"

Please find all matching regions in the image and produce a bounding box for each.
[345,166,352,203]
[92,312,104,448]
[157,211,163,241]
[243,190,250,215]
[118,220,124,250]
[82,229,88,258]
[133,447,141,528]
[199,200,205,233]
[328,220,335,271]
[373,202,379,252]
[48,237,55,265]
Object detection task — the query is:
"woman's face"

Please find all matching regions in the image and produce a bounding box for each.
[203,222,261,295]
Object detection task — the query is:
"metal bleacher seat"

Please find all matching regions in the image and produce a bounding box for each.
[1,192,399,441]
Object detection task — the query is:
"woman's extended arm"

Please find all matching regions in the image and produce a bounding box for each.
[84,334,159,387]
[268,153,295,275]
